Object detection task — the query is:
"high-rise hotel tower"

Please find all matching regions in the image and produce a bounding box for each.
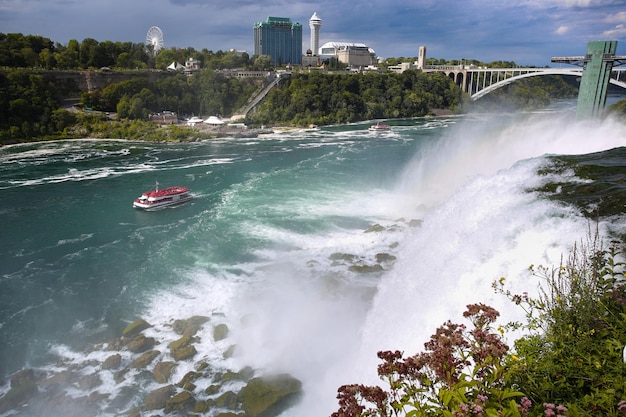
[309,12,322,55]
[253,16,302,65]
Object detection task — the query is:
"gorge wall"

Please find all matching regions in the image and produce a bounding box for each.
[40,70,170,96]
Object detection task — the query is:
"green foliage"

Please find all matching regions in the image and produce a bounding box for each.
[80,70,258,119]
[0,33,263,71]
[606,100,626,118]
[494,230,626,416]
[333,228,626,417]
[246,70,463,127]
[332,304,532,417]
[471,75,577,112]
[0,66,259,142]
[0,69,63,143]
[69,115,216,141]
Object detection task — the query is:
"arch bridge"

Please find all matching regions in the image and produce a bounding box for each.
[422,66,626,101]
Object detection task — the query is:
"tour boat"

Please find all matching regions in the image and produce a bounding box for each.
[368,122,391,131]
[133,182,192,210]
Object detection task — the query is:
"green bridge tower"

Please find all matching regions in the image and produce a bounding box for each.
[552,40,626,119]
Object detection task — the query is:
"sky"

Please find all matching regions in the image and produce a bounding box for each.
[2,0,626,66]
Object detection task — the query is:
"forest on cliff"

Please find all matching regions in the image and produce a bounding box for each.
[0,33,582,143]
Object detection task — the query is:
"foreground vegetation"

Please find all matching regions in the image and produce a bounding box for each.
[332,229,626,417]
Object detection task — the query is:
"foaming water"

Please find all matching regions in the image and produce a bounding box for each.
[1,112,626,416]
[226,112,626,417]
[315,113,626,415]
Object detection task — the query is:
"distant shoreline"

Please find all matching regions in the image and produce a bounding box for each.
[0,111,461,148]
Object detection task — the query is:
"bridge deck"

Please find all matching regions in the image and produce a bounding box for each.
[422,65,626,101]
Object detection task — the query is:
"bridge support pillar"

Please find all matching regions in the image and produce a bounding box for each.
[576,41,617,119]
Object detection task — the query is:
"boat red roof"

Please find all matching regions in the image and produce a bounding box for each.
[142,186,189,198]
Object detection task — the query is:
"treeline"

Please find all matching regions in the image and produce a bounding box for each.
[80,71,259,118]
[1,32,535,74]
[0,33,271,71]
[0,32,588,143]
[0,70,70,141]
[247,70,464,127]
[383,56,526,69]
[0,68,260,143]
[473,74,579,111]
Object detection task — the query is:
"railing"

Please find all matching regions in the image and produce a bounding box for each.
[423,66,626,100]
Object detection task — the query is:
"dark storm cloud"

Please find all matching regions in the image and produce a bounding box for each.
[1,0,624,65]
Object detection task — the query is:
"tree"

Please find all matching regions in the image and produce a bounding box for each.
[50,109,76,132]
[252,54,272,71]
[39,48,57,69]
[79,38,99,68]
[116,52,133,69]
[55,39,79,69]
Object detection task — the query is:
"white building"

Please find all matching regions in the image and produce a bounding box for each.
[309,12,322,56]
[319,41,377,68]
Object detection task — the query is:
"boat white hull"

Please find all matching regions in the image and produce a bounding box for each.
[133,193,192,210]
[368,123,391,131]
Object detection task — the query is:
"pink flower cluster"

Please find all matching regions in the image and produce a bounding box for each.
[516,396,532,416]
[451,393,489,417]
[543,402,567,417]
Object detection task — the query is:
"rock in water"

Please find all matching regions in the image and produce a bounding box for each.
[122,319,152,338]
[239,374,302,417]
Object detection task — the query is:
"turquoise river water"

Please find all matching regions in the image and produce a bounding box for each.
[1,104,626,416]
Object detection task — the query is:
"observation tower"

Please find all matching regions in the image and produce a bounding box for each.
[309,12,322,55]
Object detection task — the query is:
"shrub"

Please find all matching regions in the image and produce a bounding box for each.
[332,304,530,417]
[494,228,626,416]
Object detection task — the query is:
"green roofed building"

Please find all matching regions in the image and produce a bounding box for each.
[254,16,302,66]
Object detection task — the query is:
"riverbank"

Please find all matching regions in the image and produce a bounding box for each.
[1,109,462,147]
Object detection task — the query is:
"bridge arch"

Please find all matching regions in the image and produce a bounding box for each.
[470,69,582,100]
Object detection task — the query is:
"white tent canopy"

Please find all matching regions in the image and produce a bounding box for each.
[203,116,225,125]
[167,61,185,71]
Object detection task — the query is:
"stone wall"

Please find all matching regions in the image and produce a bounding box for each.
[39,70,170,94]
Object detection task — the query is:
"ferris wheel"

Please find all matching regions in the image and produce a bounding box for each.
[145,26,165,55]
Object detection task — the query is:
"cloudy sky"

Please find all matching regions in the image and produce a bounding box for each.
[2,0,626,66]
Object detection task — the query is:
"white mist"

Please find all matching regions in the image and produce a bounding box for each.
[285,113,626,417]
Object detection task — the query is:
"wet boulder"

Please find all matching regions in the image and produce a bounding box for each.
[364,224,385,233]
[128,334,156,353]
[0,379,38,413]
[129,350,160,369]
[213,323,229,341]
[143,384,174,410]
[238,374,302,417]
[122,319,152,338]
[216,390,239,409]
[176,371,201,391]
[375,253,397,263]
[153,361,177,383]
[78,372,102,390]
[168,332,192,351]
[171,345,197,361]
[10,369,35,387]
[165,390,195,413]
[349,264,384,273]
[102,354,121,370]
[172,316,209,336]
